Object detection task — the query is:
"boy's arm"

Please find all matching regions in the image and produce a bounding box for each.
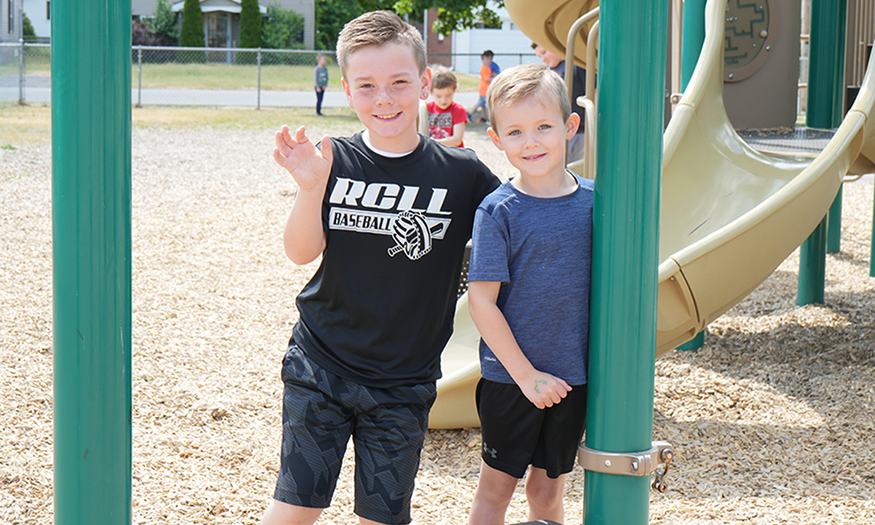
[274,125,332,265]
[435,122,466,147]
[468,280,572,409]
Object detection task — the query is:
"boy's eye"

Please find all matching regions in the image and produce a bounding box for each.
[539,124,552,130]
[507,130,521,136]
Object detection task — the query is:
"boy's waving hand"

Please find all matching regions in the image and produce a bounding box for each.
[273,125,334,192]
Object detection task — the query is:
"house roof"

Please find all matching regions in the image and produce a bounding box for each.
[171,0,267,15]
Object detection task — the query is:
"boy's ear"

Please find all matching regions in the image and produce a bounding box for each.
[566,113,581,138]
[421,67,432,100]
[341,78,353,108]
[487,127,504,151]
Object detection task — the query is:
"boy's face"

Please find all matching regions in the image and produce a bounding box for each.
[487,93,579,181]
[317,56,327,66]
[482,56,492,65]
[430,86,455,111]
[342,41,431,153]
[534,46,563,69]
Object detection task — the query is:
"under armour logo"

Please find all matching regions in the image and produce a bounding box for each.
[482,443,498,459]
[387,210,445,260]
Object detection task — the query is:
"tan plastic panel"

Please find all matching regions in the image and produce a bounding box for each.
[428,0,875,429]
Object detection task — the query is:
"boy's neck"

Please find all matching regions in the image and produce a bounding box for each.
[362,130,418,157]
[511,169,578,198]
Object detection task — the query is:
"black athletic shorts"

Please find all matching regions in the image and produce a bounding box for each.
[274,342,437,525]
[476,378,587,479]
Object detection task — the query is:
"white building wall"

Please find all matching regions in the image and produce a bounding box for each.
[2,0,23,43]
[452,5,538,76]
[22,0,49,37]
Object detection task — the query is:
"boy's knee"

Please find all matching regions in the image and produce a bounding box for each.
[525,477,564,509]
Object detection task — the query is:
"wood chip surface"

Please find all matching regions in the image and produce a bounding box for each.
[1,124,873,524]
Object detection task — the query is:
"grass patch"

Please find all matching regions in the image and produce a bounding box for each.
[0,103,367,147]
[0,103,51,146]
[133,62,480,92]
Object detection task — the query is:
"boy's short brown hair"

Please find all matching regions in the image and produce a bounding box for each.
[430,66,458,91]
[336,11,427,79]
[486,63,571,130]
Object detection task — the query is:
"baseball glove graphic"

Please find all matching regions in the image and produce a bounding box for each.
[387,210,444,260]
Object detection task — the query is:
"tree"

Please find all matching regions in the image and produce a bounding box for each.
[359,0,503,36]
[239,0,262,48]
[144,0,179,45]
[262,5,305,50]
[21,14,36,42]
[179,0,205,48]
[315,0,363,50]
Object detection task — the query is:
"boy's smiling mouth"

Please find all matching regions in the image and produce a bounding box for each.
[375,112,402,120]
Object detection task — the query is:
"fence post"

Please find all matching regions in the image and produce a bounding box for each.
[257,48,262,110]
[18,39,24,104]
[137,46,143,108]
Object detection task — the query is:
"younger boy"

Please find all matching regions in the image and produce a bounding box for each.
[314,53,329,116]
[265,10,499,525]
[466,63,593,525]
[427,66,468,147]
[469,50,500,123]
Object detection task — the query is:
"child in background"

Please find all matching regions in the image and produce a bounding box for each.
[265,10,499,525]
[466,63,593,525]
[469,50,500,123]
[314,53,329,116]
[427,66,468,147]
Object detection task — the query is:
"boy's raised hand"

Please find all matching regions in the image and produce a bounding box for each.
[520,370,572,410]
[273,125,333,191]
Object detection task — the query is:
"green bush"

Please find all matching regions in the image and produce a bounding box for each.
[178,0,206,63]
[239,0,262,48]
[262,5,305,50]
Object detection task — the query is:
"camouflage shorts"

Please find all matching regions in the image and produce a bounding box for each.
[273,342,437,525]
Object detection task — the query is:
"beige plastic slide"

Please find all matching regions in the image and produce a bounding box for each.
[428,0,875,429]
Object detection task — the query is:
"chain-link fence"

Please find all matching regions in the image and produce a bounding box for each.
[0,43,537,109]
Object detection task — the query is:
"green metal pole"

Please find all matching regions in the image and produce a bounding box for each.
[680,0,706,91]
[827,186,842,253]
[675,0,708,352]
[677,331,704,351]
[52,1,132,524]
[583,0,667,523]
[799,0,847,305]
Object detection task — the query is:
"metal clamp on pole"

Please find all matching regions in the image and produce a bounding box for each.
[578,441,674,492]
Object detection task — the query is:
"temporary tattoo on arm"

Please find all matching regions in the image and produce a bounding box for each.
[534,380,548,394]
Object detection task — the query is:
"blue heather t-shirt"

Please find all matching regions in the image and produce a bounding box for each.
[468,173,593,385]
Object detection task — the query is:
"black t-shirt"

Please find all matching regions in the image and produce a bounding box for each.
[292,133,500,387]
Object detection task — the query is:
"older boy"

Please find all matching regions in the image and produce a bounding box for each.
[427,66,468,147]
[466,63,593,525]
[265,10,499,525]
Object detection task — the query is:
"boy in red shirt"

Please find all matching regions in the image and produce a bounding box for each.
[427,66,468,147]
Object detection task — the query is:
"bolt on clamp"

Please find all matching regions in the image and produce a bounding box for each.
[578,440,674,493]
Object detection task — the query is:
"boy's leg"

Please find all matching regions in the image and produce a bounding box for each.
[267,343,354,522]
[352,382,437,525]
[262,499,323,525]
[524,469,567,524]
[467,460,519,525]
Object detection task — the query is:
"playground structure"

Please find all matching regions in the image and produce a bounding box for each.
[48,0,875,524]
[429,0,875,429]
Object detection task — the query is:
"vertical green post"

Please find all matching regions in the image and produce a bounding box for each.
[676,0,708,352]
[826,187,842,253]
[798,0,847,305]
[52,1,132,524]
[680,0,707,91]
[583,0,667,523]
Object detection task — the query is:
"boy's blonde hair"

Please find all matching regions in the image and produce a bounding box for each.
[486,63,571,130]
[431,66,458,91]
[336,11,427,79]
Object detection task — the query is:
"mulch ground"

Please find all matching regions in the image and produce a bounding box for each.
[1,124,873,524]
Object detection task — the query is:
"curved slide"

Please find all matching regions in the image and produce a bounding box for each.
[428,0,875,429]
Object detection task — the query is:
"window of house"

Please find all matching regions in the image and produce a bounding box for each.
[47,1,50,21]
[8,0,14,33]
